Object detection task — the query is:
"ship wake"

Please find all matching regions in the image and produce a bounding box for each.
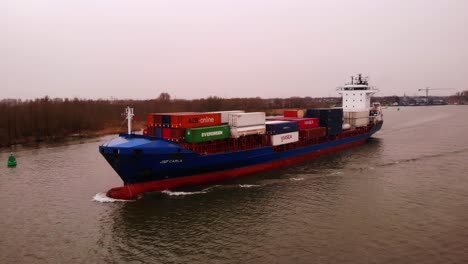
[290,177,305,181]
[380,148,468,167]
[161,190,208,196]
[239,184,262,188]
[93,192,134,203]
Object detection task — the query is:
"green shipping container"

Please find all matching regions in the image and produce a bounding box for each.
[185,125,230,143]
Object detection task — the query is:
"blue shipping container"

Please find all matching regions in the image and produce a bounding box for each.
[305,108,343,120]
[155,127,163,138]
[162,115,172,127]
[265,121,299,135]
[305,108,343,128]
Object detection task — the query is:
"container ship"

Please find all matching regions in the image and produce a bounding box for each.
[100,75,383,199]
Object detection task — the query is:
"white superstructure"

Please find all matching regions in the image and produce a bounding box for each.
[337,74,383,127]
[337,74,379,111]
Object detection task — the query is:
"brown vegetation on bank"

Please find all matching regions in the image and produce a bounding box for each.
[453,90,468,103]
[3,90,465,148]
[0,94,331,148]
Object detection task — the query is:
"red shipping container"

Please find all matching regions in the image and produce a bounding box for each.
[170,112,195,128]
[147,114,154,127]
[284,109,305,118]
[299,127,326,139]
[289,118,319,130]
[147,113,164,127]
[268,117,319,130]
[154,114,163,127]
[162,128,171,139]
[149,112,191,127]
[166,112,200,127]
[147,126,155,136]
[170,128,186,142]
[171,113,222,128]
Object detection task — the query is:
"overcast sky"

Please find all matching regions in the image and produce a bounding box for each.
[2,0,467,99]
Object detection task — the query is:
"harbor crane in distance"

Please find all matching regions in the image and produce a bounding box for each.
[418,87,454,105]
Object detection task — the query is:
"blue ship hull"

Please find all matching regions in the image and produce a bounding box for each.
[100,121,383,199]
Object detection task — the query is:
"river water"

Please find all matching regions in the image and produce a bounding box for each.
[1,106,468,264]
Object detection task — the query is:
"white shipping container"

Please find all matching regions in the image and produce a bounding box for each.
[344,117,369,127]
[271,131,299,146]
[265,120,289,125]
[229,112,266,127]
[266,115,284,120]
[344,111,369,119]
[230,125,266,138]
[207,110,244,123]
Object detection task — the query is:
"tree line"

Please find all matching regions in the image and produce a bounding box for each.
[453,90,468,102]
[0,94,330,147]
[3,91,465,147]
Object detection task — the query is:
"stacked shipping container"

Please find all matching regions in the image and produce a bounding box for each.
[265,121,299,135]
[146,112,222,141]
[265,120,300,146]
[207,110,244,124]
[171,113,222,128]
[228,112,266,127]
[299,127,327,140]
[154,127,162,138]
[230,125,266,138]
[145,108,339,146]
[305,108,343,136]
[269,116,324,143]
[269,117,319,130]
[344,111,369,127]
[185,125,230,143]
[229,112,266,138]
[271,132,299,146]
[283,109,305,118]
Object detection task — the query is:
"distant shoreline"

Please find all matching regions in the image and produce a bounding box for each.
[0,123,145,151]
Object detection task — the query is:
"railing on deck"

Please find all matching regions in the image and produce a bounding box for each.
[180,125,372,155]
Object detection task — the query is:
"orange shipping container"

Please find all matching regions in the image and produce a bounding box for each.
[170,112,197,128]
[171,113,222,128]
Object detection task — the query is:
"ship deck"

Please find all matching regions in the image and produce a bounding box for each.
[178,125,372,155]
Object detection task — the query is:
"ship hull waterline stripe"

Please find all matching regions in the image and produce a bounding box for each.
[107,137,368,200]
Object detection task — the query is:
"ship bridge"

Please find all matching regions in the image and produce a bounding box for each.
[336,74,379,111]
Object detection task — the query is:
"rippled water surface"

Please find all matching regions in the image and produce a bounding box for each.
[1,106,468,263]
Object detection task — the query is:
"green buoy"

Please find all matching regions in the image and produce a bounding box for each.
[7,153,17,167]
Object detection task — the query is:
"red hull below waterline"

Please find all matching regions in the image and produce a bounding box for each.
[107,138,367,200]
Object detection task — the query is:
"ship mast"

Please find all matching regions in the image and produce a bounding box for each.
[125,107,134,134]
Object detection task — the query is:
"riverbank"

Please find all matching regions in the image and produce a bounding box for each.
[0,122,145,151]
